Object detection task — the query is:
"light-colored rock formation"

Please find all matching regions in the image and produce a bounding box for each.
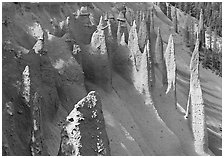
[22,65,30,106]
[185,35,208,155]
[137,40,154,96]
[30,92,43,156]
[58,91,111,156]
[128,20,142,71]
[164,34,177,109]
[87,24,112,90]
[120,33,126,46]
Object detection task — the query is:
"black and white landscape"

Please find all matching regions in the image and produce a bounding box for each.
[2,2,222,156]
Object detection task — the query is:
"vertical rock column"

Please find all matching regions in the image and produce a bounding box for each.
[22,65,31,107]
[186,35,208,154]
[30,92,44,156]
[164,34,177,109]
[138,40,155,98]
[58,91,111,156]
[128,20,142,85]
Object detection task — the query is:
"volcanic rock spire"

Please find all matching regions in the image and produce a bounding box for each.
[106,19,113,39]
[128,20,142,72]
[89,25,112,90]
[58,91,111,156]
[164,34,177,109]
[185,33,208,154]
[155,27,167,86]
[22,65,31,106]
[137,40,154,96]
[30,92,44,156]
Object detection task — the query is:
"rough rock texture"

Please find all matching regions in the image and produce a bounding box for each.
[58,91,111,156]
[136,40,154,97]
[186,37,209,155]
[2,3,88,156]
[30,92,45,156]
[164,34,177,108]
[22,65,31,106]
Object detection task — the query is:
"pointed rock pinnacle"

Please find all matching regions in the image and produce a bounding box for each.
[58,91,111,156]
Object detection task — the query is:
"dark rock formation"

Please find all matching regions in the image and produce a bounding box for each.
[138,18,148,52]
[155,27,167,86]
[58,91,111,156]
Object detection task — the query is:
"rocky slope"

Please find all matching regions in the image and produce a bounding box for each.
[2,2,222,156]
